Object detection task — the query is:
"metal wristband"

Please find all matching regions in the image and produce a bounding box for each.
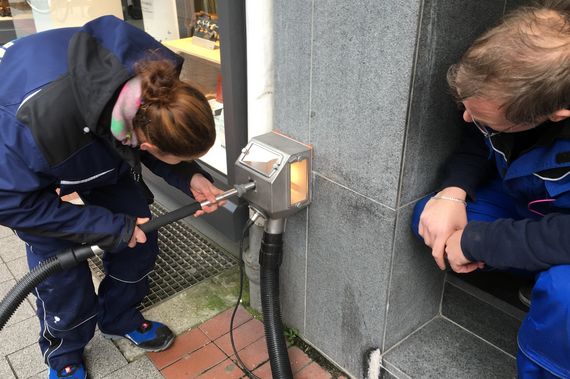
[430,195,467,206]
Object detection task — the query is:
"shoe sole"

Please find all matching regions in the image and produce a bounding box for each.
[101,333,175,352]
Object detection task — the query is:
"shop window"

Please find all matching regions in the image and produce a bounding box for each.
[3,0,231,176]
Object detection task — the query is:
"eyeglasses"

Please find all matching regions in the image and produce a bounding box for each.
[472,118,501,139]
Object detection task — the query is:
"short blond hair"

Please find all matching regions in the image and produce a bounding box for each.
[447,1,570,124]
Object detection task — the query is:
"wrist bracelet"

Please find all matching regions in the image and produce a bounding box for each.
[431,195,467,206]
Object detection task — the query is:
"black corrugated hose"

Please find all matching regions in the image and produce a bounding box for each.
[0,201,204,332]
[0,256,60,330]
[0,242,100,331]
[260,231,293,379]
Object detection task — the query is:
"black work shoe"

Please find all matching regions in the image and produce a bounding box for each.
[518,284,533,308]
[102,320,175,352]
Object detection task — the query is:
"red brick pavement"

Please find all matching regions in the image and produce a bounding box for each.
[148,306,347,378]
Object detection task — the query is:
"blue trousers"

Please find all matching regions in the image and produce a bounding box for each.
[412,180,570,378]
[25,175,158,371]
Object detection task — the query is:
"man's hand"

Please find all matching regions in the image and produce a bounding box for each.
[190,174,225,217]
[445,229,485,273]
[418,187,468,270]
[128,217,149,248]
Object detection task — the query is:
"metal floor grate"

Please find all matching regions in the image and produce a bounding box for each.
[89,202,237,310]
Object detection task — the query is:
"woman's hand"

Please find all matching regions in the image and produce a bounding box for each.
[418,187,468,270]
[128,217,149,248]
[190,174,225,217]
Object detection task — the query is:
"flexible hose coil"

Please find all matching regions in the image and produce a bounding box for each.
[0,200,204,332]
[0,256,61,330]
[260,232,293,379]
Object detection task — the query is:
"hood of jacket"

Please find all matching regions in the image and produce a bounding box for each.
[7,16,183,173]
[68,15,184,132]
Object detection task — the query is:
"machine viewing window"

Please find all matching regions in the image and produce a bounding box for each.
[240,143,283,178]
[235,132,312,219]
[290,159,308,205]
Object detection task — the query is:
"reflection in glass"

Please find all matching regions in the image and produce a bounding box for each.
[241,144,282,178]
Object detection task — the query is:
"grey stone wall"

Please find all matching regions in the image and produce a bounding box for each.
[273,0,524,377]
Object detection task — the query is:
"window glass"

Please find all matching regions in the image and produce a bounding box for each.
[162,0,226,174]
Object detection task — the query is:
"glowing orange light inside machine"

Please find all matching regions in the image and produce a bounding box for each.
[290,159,308,205]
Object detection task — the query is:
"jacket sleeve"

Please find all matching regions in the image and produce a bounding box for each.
[439,124,495,200]
[140,152,213,198]
[0,149,136,252]
[461,213,570,271]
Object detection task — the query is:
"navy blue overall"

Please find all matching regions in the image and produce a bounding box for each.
[25,175,158,370]
[0,16,208,371]
[412,134,570,378]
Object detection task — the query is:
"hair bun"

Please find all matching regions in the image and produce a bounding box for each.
[137,59,179,106]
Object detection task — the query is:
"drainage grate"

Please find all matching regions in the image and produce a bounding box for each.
[89,202,237,310]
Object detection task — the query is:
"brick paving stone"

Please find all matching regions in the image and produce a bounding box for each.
[0,279,35,327]
[161,342,226,378]
[0,316,39,356]
[0,262,12,283]
[198,306,252,341]
[0,356,16,379]
[0,234,25,263]
[294,362,332,379]
[0,226,13,239]
[7,343,45,378]
[251,361,272,379]
[288,346,312,374]
[230,337,268,370]
[250,355,325,379]
[84,332,129,379]
[102,356,162,379]
[148,327,210,370]
[6,256,28,281]
[195,359,243,379]
[213,318,265,356]
[26,371,48,379]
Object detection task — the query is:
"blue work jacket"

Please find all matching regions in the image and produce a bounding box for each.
[441,119,570,271]
[0,16,209,252]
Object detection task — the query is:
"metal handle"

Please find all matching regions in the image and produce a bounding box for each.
[59,182,257,267]
[139,182,255,233]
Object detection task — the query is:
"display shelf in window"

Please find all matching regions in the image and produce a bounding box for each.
[162,37,220,65]
[163,37,226,175]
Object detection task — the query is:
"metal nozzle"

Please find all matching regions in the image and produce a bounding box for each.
[199,181,256,209]
[235,181,256,197]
